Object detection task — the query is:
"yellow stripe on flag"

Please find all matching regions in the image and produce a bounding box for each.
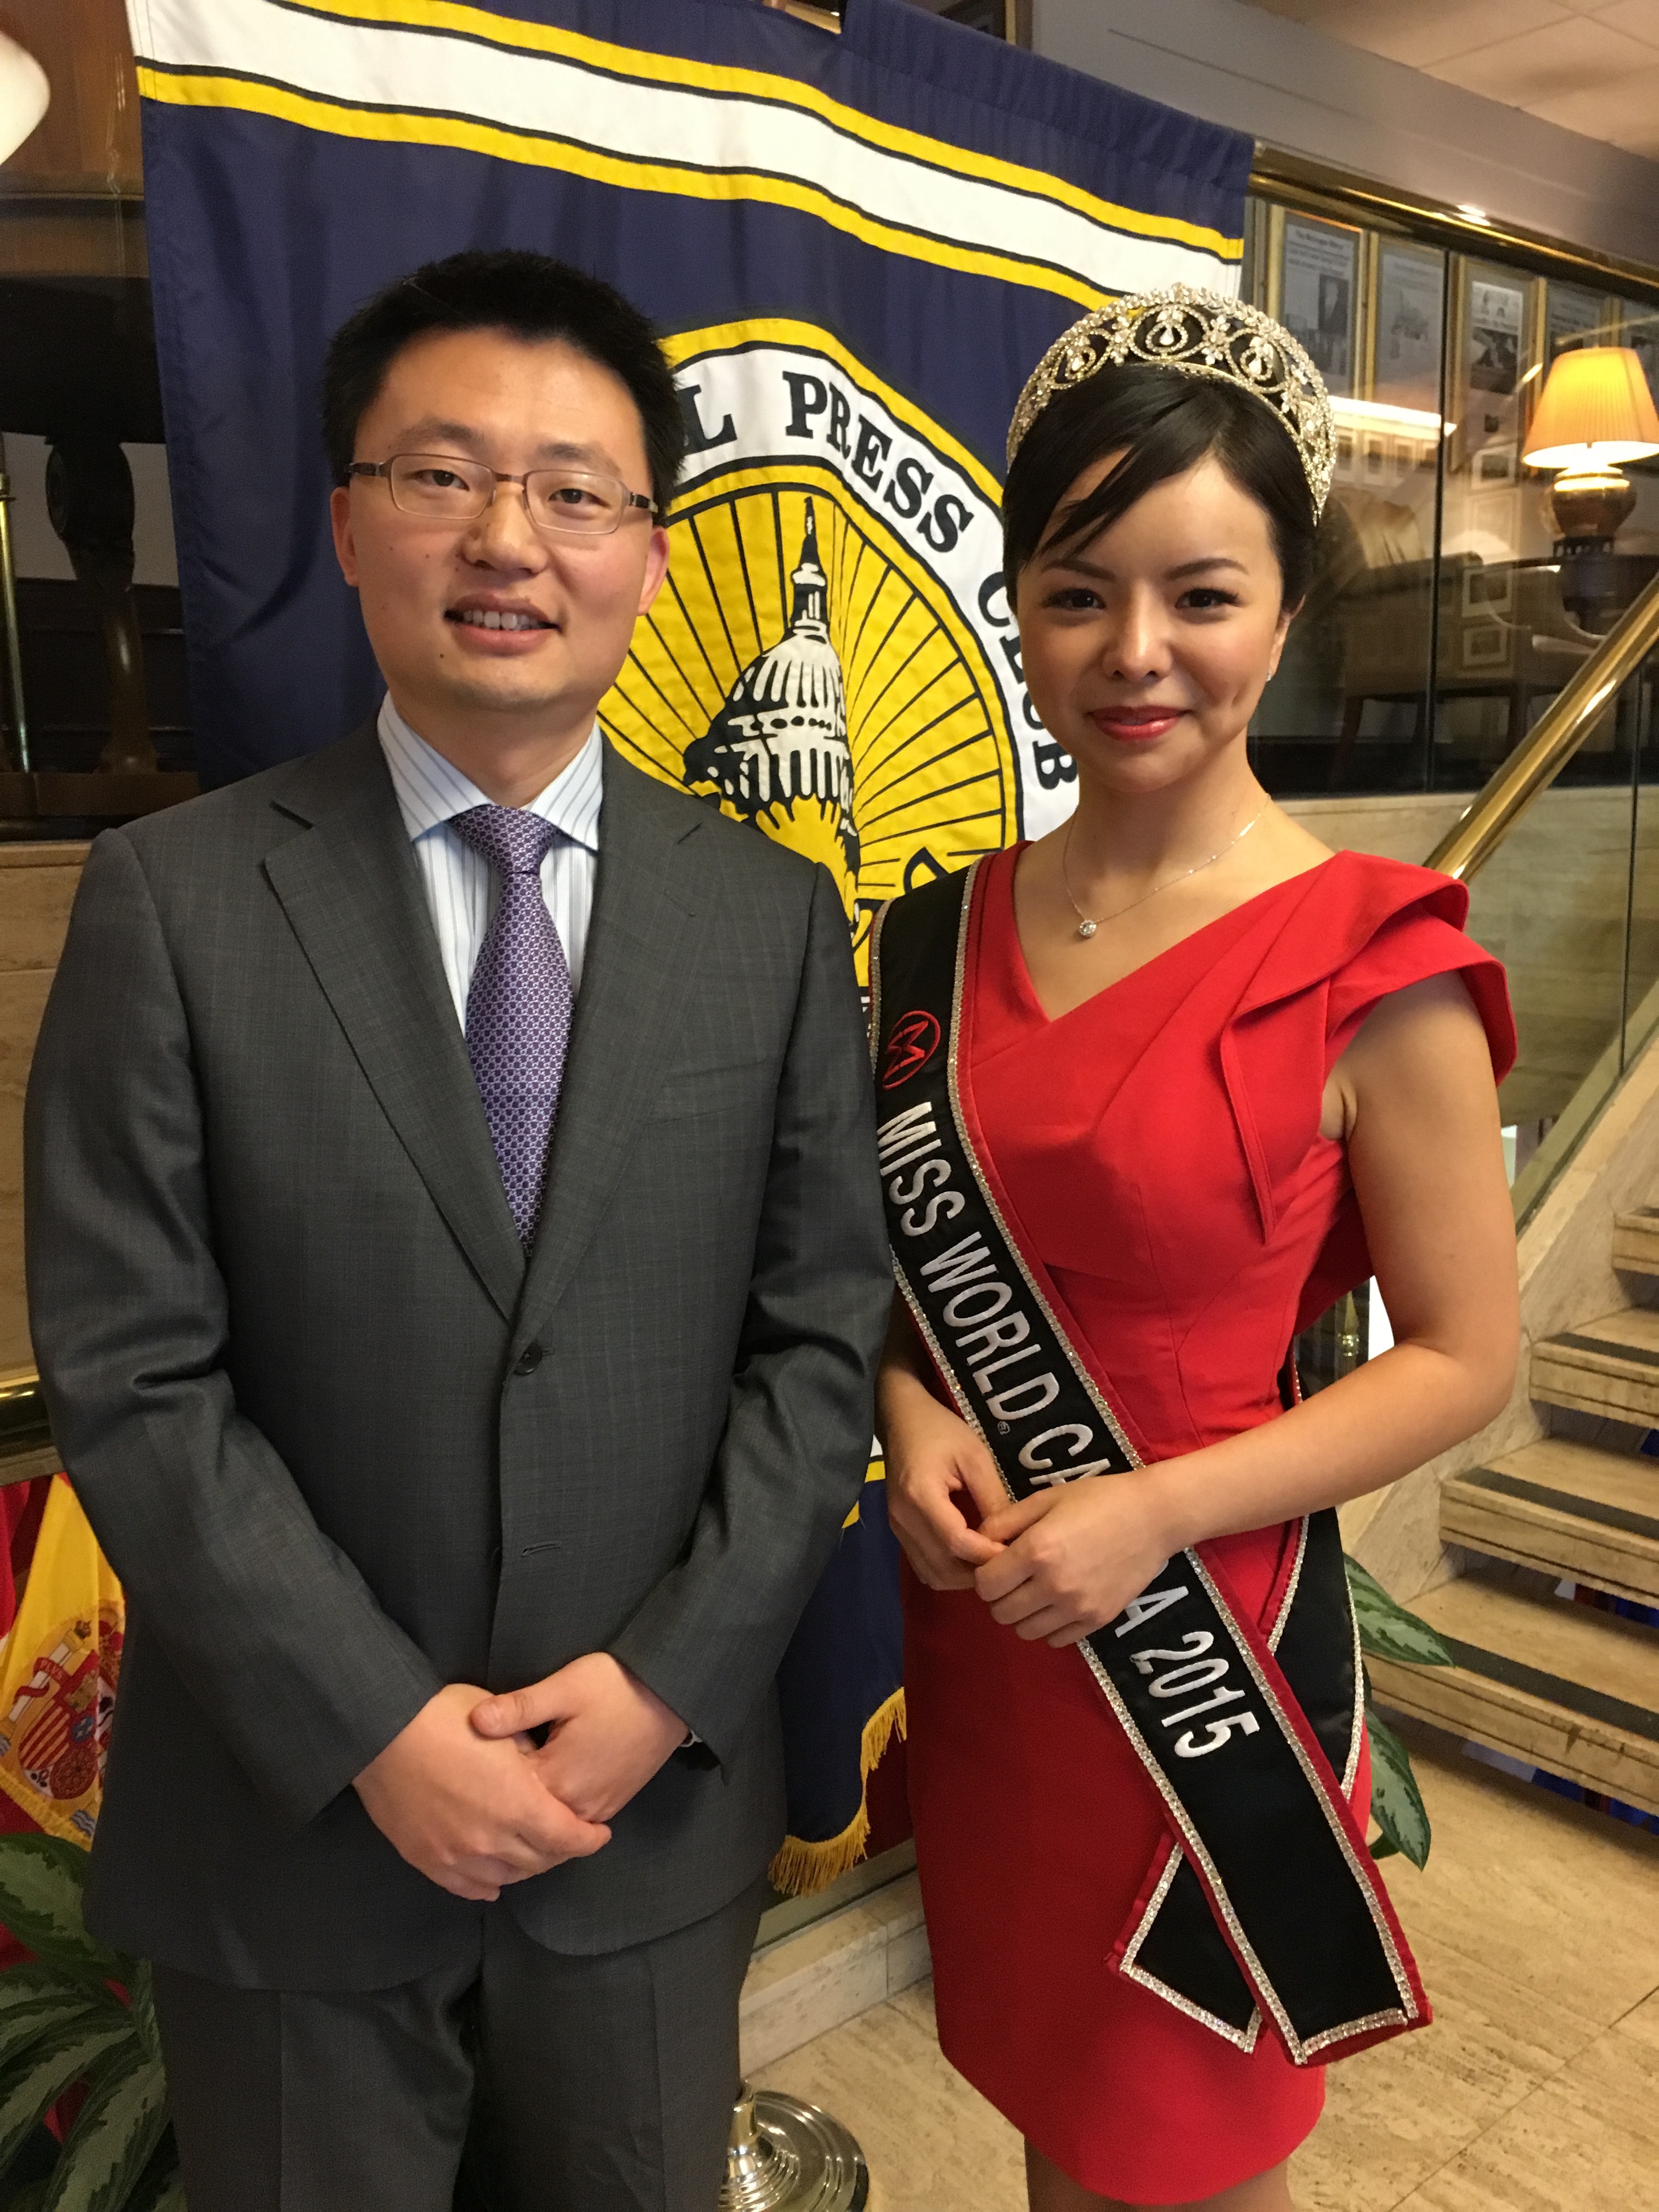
[274,0,1240,265]
[134,67,1120,311]
[0,1478,123,1849]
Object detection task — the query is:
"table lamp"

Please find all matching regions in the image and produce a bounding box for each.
[0,32,47,164]
[1522,345,1659,547]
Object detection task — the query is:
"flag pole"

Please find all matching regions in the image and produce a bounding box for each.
[0,435,30,772]
[720,2081,868,2211]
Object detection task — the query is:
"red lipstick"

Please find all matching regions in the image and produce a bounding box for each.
[1090,706,1182,743]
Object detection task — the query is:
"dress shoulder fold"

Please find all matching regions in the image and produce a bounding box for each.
[1232,850,1515,1081]
[1218,853,1515,1243]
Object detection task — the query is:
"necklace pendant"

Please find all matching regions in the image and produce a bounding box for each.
[1076,918,1098,940]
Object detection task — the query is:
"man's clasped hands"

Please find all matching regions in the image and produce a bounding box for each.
[353,1654,687,1901]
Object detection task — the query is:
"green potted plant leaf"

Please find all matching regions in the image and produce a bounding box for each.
[1345,1554,1454,1869]
[0,1833,179,2210]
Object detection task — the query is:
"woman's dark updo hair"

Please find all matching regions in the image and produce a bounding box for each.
[1002,362,1318,611]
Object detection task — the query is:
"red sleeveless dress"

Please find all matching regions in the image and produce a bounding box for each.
[902,847,1514,2206]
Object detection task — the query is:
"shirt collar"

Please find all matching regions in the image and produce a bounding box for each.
[377,694,603,854]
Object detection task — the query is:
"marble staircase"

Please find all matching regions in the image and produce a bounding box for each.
[1367,1209,1659,1819]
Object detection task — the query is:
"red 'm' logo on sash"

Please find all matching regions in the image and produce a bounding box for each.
[883,1010,941,1088]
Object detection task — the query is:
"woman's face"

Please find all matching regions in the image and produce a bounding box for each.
[1014,449,1295,795]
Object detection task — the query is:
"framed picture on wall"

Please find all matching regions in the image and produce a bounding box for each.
[1456,263,1535,499]
[1462,621,1513,674]
[1467,277,1526,396]
[1462,564,1513,620]
[1278,215,1359,396]
[1374,244,1444,413]
[1468,484,1526,564]
[1547,282,1610,361]
[1475,442,1517,484]
[1620,301,1659,404]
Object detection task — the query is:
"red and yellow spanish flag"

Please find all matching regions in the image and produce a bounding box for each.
[0,1477,123,1849]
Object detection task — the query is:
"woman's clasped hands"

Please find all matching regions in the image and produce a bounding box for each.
[883,1378,1174,1650]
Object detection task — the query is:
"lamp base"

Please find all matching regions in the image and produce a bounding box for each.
[1549,463,1636,545]
[719,2083,869,2212]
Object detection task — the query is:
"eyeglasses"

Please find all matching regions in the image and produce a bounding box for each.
[347,453,657,537]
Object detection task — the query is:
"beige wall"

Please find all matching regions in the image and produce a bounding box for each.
[1282,791,1472,865]
[0,843,88,1374]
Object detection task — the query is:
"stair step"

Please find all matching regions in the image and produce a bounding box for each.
[1441,1439,1659,1605]
[1531,1306,1659,1424]
[1364,1573,1659,1819]
[1613,1206,1659,1278]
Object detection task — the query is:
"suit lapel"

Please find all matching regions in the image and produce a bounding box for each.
[262,727,526,1322]
[513,752,709,1348]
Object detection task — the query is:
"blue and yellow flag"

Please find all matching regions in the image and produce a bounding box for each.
[127,0,1249,1883]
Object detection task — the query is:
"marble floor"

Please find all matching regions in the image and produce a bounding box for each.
[754,1721,1659,2210]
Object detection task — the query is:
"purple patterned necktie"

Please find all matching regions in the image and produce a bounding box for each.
[450,805,573,1243]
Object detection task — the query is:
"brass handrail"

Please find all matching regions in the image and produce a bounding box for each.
[1425,569,1659,882]
[0,1369,44,1439]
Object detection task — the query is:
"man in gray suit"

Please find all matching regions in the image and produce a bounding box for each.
[25,250,889,2211]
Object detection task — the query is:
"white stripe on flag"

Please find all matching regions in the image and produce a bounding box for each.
[127,0,1240,298]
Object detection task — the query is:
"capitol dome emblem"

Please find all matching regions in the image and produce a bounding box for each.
[684,500,857,880]
[600,324,1078,981]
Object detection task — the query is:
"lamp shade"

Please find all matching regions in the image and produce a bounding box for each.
[0,33,47,169]
[1523,346,1659,469]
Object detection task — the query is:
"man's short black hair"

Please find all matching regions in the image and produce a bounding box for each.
[321,249,686,518]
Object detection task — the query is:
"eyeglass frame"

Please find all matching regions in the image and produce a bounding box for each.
[346,452,658,537]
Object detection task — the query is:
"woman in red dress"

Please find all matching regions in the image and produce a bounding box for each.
[877,292,1519,2212]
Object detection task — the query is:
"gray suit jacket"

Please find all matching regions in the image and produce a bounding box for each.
[24,726,888,1989]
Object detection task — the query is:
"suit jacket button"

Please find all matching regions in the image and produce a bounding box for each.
[512,1344,544,1376]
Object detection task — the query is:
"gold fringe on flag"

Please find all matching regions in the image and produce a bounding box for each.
[767,1686,906,1897]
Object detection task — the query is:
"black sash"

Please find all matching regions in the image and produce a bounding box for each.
[871,864,1428,2065]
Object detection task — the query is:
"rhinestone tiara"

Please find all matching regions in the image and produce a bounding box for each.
[1006,284,1336,519]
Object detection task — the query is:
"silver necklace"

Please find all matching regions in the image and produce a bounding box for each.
[1060,800,1271,941]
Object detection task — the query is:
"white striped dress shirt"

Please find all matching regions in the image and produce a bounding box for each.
[377,696,603,1028]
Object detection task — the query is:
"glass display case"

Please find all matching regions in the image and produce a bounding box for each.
[1242,189,1659,802]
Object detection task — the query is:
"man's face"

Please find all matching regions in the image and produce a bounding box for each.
[330,326,669,740]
